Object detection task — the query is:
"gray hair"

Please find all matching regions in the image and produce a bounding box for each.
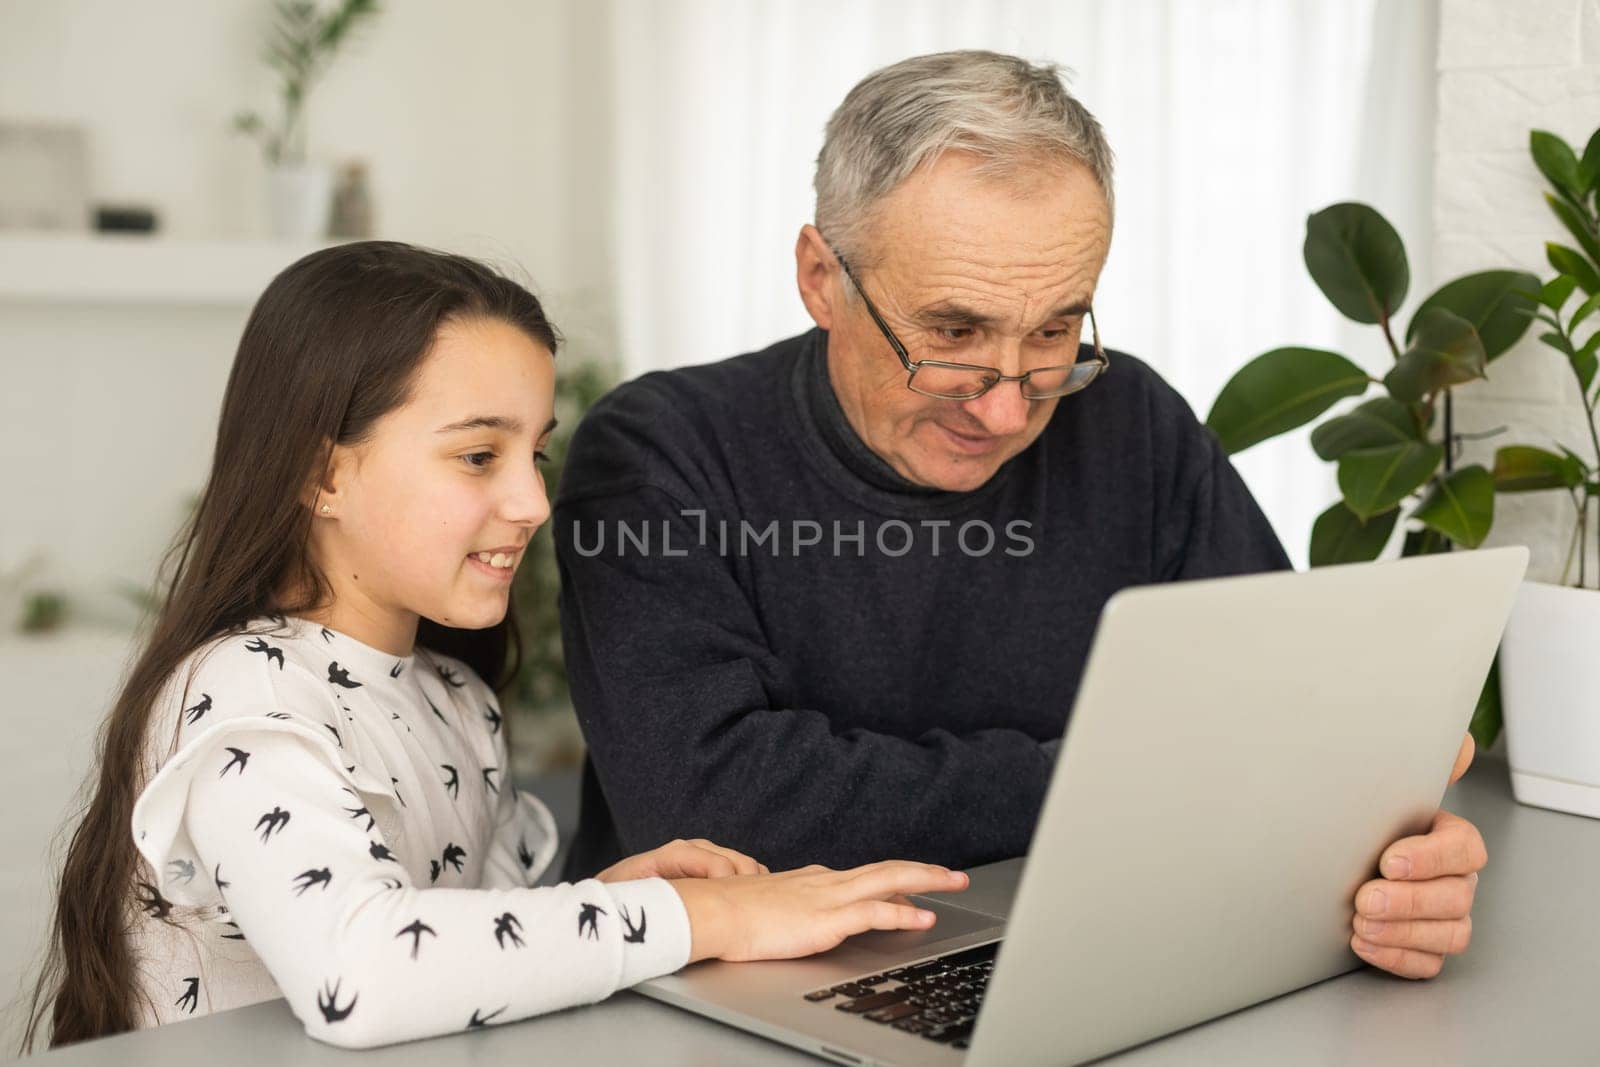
[814,50,1115,267]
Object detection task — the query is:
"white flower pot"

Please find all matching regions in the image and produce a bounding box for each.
[1499,579,1600,818]
[267,162,333,240]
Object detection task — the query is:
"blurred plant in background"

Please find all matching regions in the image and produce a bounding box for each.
[0,552,68,635]
[233,0,380,165]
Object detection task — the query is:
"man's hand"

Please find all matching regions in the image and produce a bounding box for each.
[1350,733,1487,978]
[596,837,770,882]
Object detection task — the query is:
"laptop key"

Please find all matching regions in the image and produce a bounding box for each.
[924,1019,976,1044]
[803,989,836,1002]
[830,983,875,998]
[864,1001,921,1024]
[836,989,910,1014]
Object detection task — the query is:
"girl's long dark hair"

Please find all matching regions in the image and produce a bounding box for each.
[20,241,560,1051]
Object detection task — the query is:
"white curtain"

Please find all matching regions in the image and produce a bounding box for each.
[599,0,1438,567]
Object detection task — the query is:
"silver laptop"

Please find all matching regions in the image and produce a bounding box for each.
[636,547,1529,1066]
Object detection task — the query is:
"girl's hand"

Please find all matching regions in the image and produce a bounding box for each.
[671,861,971,963]
[596,838,769,882]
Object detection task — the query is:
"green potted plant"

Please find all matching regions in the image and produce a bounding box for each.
[1204,204,1540,752]
[234,0,380,239]
[1495,123,1600,818]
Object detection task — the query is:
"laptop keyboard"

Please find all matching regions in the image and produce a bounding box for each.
[801,940,999,1050]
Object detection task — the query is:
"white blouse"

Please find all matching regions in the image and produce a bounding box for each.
[128,615,689,1048]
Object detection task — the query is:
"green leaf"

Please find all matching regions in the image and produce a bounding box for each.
[1582,128,1600,192]
[1541,274,1579,311]
[1413,465,1494,548]
[1384,307,1488,403]
[1571,291,1600,333]
[1469,657,1503,753]
[1308,501,1399,566]
[1545,193,1600,267]
[1303,203,1410,325]
[1311,396,1419,460]
[1492,445,1586,491]
[1532,129,1586,202]
[1579,330,1600,395]
[1338,441,1446,519]
[1556,325,1596,391]
[1204,347,1370,455]
[1548,243,1600,296]
[1406,270,1540,361]
[1540,327,1576,357]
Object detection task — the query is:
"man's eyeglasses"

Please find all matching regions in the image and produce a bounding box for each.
[834,250,1108,401]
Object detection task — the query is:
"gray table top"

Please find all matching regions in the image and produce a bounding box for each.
[26,753,1599,1066]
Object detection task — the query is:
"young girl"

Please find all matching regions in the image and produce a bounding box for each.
[23,242,967,1051]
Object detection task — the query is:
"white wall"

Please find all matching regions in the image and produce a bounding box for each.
[0,0,589,272]
[0,0,607,621]
[1434,0,1600,582]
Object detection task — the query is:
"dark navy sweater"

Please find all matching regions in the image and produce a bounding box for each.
[553,329,1290,877]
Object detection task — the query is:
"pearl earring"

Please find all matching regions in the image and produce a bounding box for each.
[320,504,332,514]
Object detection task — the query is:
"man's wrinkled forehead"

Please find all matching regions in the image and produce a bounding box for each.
[868,154,1112,322]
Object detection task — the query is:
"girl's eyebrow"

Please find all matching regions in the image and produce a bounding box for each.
[435,415,559,435]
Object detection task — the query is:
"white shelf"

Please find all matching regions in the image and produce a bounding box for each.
[0,232,332,306]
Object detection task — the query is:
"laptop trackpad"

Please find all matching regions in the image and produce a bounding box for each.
[842,896,1001,955]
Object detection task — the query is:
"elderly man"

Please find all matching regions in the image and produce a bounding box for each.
[554,50,1485,980]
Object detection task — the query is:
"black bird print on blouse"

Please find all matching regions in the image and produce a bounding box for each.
[136,881,172,919]
[578,903,606,940]
[219,747,250,777]
[391,777,407,807]
[292,867,332,895]
[320,626,334,642]
[323,723,342,747]
[265,711,291,720]
[396,918,436,960]
[442,842,466,874]
[166,858,196,884]
[182,693,211,725]
[516,836,535,871]
[369,841,398,863]
[219,918,246,941]
[341,788,374,831]
[438,665,465,688]
[380,877,402,891]
[243,637,285,669]
[441,764,460,798]
[328,662,362,688]
[483,704,501,734]
[467,1005,506,1029]
[255,806,291,842]
[426,696,448,724]
[316,979,357,1023]
[176,976,199,1014]
[482,767,499,794]
[390,661,404,679]
[429,860,441,884]
[214,864,229,890]
[493,912,524,949]
[620,905,647,944]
